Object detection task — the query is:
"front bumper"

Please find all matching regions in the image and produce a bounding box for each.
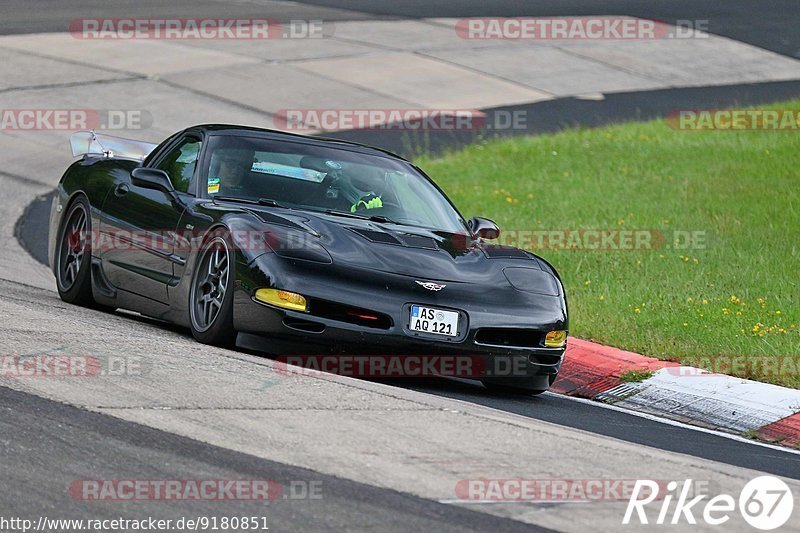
[233,287,565,384]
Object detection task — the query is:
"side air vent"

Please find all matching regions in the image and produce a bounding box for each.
[348,227,402,245]
[482,245,530,259]
[397,233,438,250]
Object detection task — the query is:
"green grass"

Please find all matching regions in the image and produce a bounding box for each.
[619,370,656,383]
[418,100,800,387]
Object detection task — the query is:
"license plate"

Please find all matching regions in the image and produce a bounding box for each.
[409,305,459,337]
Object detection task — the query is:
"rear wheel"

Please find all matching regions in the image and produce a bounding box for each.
[55,197,95,307]
[189,231,236,346]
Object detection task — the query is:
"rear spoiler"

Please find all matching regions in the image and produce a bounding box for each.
[70,130,157,162]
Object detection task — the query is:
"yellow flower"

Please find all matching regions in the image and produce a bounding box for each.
[584,280,591,286]
[634,307,641,313]
[599,294,605,301]
[702,299,708,305]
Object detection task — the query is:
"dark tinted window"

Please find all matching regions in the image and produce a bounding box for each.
[155,137,202,194]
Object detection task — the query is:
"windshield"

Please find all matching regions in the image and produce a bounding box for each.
[203,135,466,233]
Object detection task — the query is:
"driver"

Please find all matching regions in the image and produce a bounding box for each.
[351,192,382,213]
[349,167,385,213]
[210,150,252,196]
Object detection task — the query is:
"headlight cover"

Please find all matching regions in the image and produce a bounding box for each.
[503,267,561,296]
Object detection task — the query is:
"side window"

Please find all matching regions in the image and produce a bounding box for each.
[155,138,202,194]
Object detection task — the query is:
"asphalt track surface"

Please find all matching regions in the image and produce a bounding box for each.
[4,1,800,531]
[0,385,548,532]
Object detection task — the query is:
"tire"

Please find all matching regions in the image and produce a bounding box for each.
[189,230,236,347]
[55,196,95,307]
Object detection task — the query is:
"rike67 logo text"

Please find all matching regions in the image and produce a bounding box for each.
[624,476,794,530]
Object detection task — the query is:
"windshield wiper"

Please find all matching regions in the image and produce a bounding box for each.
[212,196,288,209]
[322,210,398,225]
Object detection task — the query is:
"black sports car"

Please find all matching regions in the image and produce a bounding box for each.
[49,125,568,394]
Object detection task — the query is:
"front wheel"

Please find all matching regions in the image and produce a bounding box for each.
[189,231,236,347]
[55,197,95,307]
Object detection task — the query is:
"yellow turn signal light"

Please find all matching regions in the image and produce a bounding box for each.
[544,330,567,348]
[255,288,308,312]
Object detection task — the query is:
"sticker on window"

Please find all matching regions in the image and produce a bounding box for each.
[208,176,220,194]
[251,161,326,183]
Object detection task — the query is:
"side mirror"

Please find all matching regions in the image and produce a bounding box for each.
[131,167,175,194]
[467,217,500,240]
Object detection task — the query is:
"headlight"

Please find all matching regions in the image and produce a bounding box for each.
[255,288,308,312]
[544,330,567,348]
[503,267,560,296]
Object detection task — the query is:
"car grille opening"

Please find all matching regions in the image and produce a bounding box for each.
[309,300,393,329]
[529,353,563,366]
[475,328,545,349]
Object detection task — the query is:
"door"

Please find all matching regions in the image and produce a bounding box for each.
[100,135,203,303]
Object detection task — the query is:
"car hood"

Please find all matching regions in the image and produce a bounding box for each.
[249,207,550,286]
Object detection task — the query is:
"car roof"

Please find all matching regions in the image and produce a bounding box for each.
[189,124,410,162]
